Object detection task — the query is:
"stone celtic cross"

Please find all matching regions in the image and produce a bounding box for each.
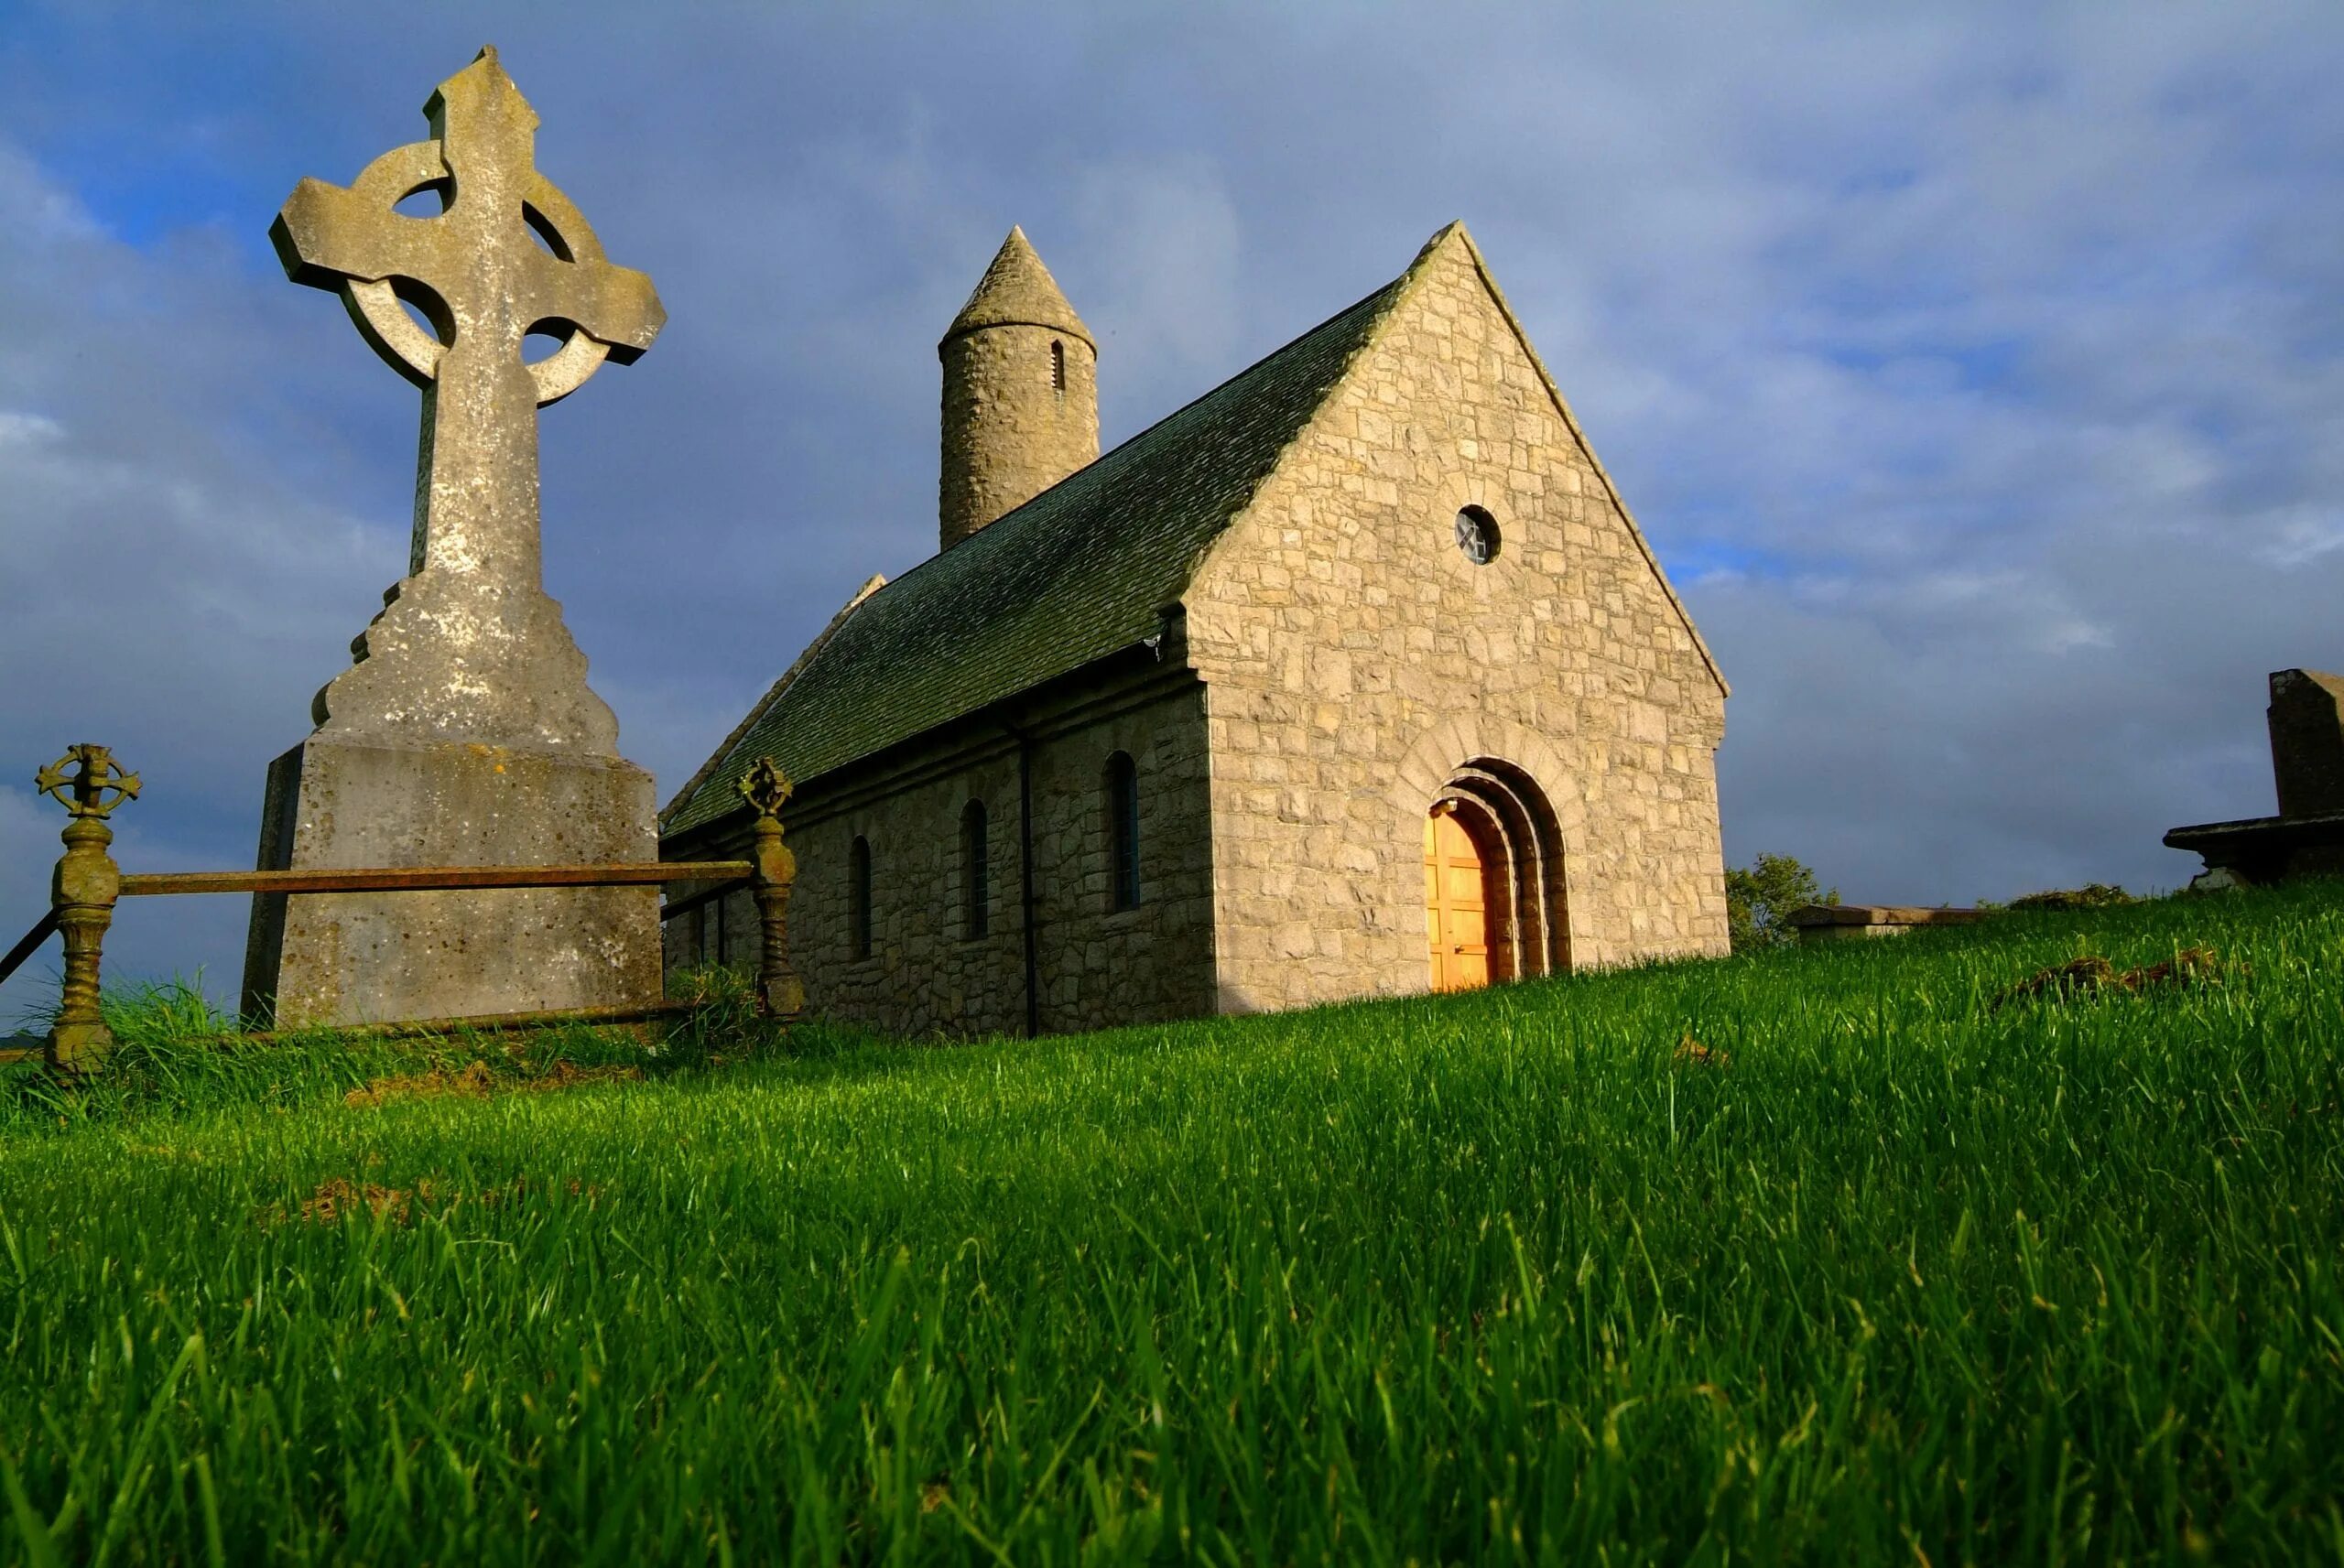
[269,46,661,750]
[247,48,667,1032]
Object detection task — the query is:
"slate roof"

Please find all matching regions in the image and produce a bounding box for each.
[661,269,1409,837]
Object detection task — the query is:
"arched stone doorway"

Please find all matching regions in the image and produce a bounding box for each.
[1423,760,1569,991]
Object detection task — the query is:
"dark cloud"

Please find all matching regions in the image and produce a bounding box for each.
[4,3,2340,1018]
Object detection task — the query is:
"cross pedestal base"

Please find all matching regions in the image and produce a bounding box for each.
[240,736,662,1030]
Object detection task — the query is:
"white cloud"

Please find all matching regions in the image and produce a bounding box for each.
[2257,507,2344,568]
[0,411,64,448]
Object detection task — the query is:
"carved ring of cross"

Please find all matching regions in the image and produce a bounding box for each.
[334,140,616,406]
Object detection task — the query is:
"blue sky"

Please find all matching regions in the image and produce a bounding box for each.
[4,3,2341,1020]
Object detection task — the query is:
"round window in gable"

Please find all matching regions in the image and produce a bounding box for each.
[1454,505,1501,566]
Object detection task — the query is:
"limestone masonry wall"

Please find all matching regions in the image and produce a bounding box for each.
[1183,236,1730,1014]
[939,323,1101,548]
[667,670,1215,1036]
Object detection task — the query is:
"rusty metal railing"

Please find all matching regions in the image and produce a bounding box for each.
[1,746,801,1074]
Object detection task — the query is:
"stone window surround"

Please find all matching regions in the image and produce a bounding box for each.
[960,797,991,942]
[1430,479,1508,581]
[1454,503,1501,567]
[847,833,874,962]
[1105,749,1141,912]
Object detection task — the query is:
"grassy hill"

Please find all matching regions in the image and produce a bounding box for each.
[2,885,2340,1563]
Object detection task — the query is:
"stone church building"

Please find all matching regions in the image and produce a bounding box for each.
[659,222,1730,1035]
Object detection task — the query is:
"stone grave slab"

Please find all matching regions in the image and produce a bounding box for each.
[2165,667,2344,889]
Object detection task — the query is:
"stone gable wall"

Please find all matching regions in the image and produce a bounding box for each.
[1182,237,1729,1013]
[665,670,1215,1036]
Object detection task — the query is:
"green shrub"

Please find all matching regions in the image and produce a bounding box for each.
[1724,851,1838,951]
[2008,881,2135,912]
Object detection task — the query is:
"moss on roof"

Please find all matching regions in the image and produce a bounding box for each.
[662,272,1406,838]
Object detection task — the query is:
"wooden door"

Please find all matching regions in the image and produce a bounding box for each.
[1425,806,1492,991]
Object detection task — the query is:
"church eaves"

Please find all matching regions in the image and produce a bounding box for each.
[662,268,1408,838]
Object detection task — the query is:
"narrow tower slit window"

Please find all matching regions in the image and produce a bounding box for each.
[1050,339,1067,394]
[1105,752,1140,912]
[961,800,990,940]
[849,835,873,960]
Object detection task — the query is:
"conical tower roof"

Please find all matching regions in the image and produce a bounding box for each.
[942,227,1094,351]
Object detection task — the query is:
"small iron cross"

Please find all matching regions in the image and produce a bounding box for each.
[271,47,663,586]
[738,756,794,822]
[35,745,139,822]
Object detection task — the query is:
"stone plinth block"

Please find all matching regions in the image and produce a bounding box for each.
[242,736,659,1028]
[1787,904,1983,944]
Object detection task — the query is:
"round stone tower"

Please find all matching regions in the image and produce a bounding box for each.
[939,227,1099,551]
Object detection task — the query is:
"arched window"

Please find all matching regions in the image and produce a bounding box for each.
[1105,752,1140,911]
[961,800,990,940]
[848,835,873,960]
[1050,339,1067,393]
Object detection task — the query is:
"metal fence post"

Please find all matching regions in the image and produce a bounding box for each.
[37,745,139,1073]
[737,757,803,1022]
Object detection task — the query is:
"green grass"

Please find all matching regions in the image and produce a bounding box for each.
[2,887,2340,1563]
